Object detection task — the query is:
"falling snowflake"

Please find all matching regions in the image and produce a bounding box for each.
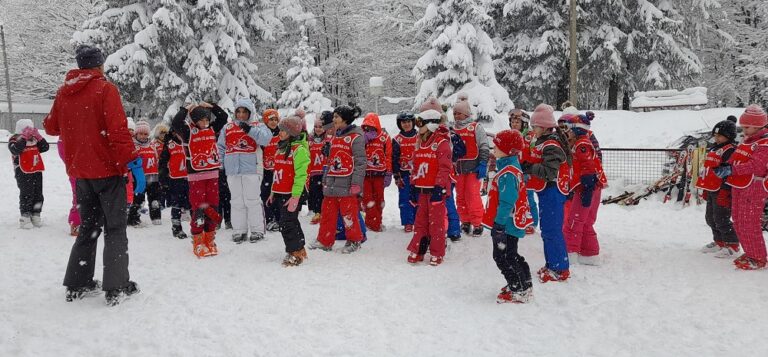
[79,261,87,266]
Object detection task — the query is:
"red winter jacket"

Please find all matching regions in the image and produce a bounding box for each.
[44,69,136,179]
[420,124,453,194]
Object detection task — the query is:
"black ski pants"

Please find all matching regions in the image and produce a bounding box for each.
[491,226,532,293]
[64,176,131,291]
[15,169,43,216]
[705,191,739,245]
[274,193,305,253]
[129,181,161,223]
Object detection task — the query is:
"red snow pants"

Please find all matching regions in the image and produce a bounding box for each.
[363,175,385,231]
[317,196,364,246]
[189,177,220,234]
[456,173,483,226]
[407,193,447,258]
[564,187,602,256]
[732,183,768,261]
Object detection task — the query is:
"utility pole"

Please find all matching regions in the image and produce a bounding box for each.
[1,24,12,124]
[568,0,578,107]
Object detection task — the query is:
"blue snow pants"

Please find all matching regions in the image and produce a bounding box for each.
[537,186,569,271]
[527,189,539,228]
[336,211,368,241]
[446,183,461,237]
[398,173,416,226]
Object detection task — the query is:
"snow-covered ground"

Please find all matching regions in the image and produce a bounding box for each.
[2,111,768,356]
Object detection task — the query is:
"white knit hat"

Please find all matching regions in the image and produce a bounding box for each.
[15,119,34,134]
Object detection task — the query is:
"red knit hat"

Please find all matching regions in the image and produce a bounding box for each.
[530,104,556,129]
[739,104,767,128]
[263,109,280,124]
[493,129,525,156]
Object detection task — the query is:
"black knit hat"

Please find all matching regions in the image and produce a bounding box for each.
[712,119,737,141]
[190,107,212,123]
[333,105,361,125]
[320,111,333,127]
[75,45,105,69]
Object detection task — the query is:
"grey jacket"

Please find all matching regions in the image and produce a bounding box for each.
[323,125,366,197]
[454,120,489,173]
[216,98,273,176]
[529,133,568,182]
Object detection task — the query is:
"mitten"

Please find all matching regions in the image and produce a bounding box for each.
[285,196,300,212]
[431,185,445,203]
[476,161,488,180]
[714,164,732,179]
[238,121,252,133]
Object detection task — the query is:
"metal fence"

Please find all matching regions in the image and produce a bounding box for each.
[600,148,683,186]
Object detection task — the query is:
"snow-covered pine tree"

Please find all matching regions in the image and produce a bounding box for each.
[413,0,513,122]
[491,0,569,109]
[73,0,308,117]
[277,26,332,114]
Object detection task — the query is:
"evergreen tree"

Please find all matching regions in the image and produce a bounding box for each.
[277,26,332,114]
[412,0,513,122]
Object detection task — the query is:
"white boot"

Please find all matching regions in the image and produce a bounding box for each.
[19,216,33,229]
[31,214,42,228]
[714,246,740,258]
[700,242,722,254]
[578,254,602,266]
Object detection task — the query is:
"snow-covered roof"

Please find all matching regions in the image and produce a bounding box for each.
[0,100,53,114]
[630,87,708,109]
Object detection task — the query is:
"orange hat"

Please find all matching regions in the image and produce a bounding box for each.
[263,109,279,124]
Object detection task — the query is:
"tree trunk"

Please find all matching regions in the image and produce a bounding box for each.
[608,78,618,110]
[622,91,631,111]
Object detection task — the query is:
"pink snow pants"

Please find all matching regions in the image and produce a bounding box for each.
[564,187,602,256]
[456,173,483,226]
[68,176,81,226]
[732,183,768,261]
[408,193,447,258]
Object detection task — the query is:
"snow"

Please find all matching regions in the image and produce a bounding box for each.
[3,110,768,356]
[0,101,53,114]
[631,87,709,109]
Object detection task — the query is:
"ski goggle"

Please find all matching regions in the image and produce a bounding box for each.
[414,117,441,128]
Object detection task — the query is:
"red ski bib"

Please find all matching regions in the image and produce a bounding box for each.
[308,139,327,175]
[569,137,607,191]
[395,133,418,172]
[263,136,280,171]
[19,145,45,173]
[366,131,389,172]
[137,144,159,175]
[727,138,768,189]
[411,137,448,188]
[272,143,300,194]
[696,144,734,192]
[455,122,479,161]
[185,124,220,171]
[327,133,360,177]
[224,123,258,154]
[527,139,570,194]
[482,165,533,230]
[167,141,188,179]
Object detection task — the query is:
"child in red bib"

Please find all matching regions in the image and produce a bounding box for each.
[361,112,393,232]
[128,120,162,227]
[8,119,49,229]
[307,112,332,225]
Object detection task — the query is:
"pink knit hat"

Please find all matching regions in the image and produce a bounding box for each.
[530,104,556,129]
[418,97,443,120]
[135,120,151,135]
[453,97,471,117]
[739,104,768,128]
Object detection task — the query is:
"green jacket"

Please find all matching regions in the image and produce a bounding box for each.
[277,132,310,197]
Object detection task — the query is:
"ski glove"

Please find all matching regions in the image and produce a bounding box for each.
[431,185,445,204]
[349,184,362,196]
[451,132,467,160]
[491,223,506,241]
[127,158,146,195]
[394,173,405,189]
[714,164,732,179]
[409,185,420,206]
[520,162,532,174]
[476,161,488,180]
[716,189,731,207]
[580,174,598,192]
[384,173,393,188]
[285,196,300,212]
[238,121,252,134]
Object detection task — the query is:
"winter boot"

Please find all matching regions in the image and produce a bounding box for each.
[266,221,281,232]
[404,224,414,233]
[70,224,80,237]
[461,222,471,235]
[497,287,533,304]
[308,240,332,251]
[171,220,188,239]
[537,267,570,283]
[181,210,191,222]
[203,231,218,256]
[341,241,362,254]
[471,226,483,237]
[714,244,740,258]
[31,214,42,228]
[701,241,724,254]
[407,252,424,264]
[151,219,162,226]
[65,280,102,302]
[733,254,767,270]
[578,254,601,266]
[224,220,233,230]
[249,232,264,243]
[282,248,308,267]
[232,233,247,244]
[19,215,32,229]
[192,233,211,258]
[310,213,321,225]
[429,256,443,266]
[448,234,461,242]
[105,281,139,306]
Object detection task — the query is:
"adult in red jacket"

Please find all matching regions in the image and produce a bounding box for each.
[44,45,141,305]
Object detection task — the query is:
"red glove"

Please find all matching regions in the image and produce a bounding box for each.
[716,189,731,207]
[349,184,361,195]
[285,196,300,212]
